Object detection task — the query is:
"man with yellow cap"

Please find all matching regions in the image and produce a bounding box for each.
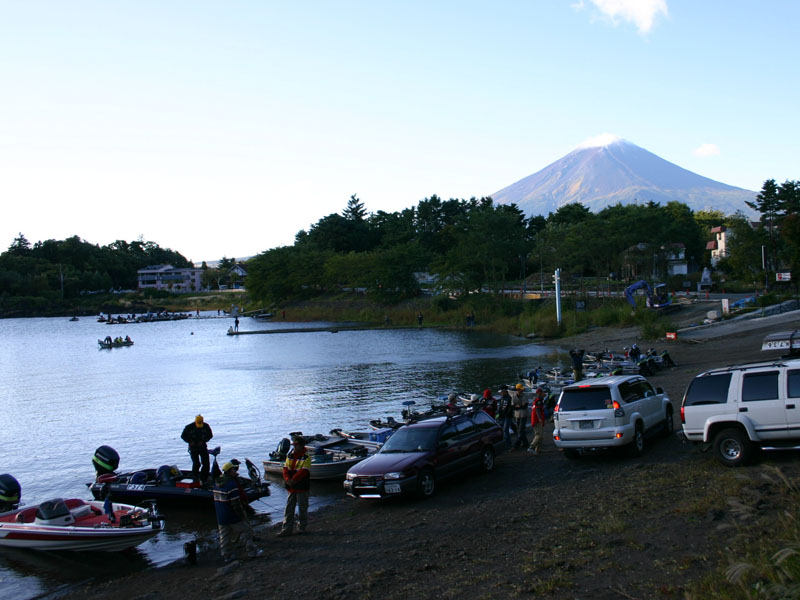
[181,415,213,484]
[277,434,311,537]
[213,461,262,562]
[512,383,530,449]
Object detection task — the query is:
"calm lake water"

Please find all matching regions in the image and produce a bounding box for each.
[0,313,564,598]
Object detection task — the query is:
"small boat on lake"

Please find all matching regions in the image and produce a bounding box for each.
[86,445,270,508]
[98,337,134,349]
[263,431,383,481]
[0,498,163,551]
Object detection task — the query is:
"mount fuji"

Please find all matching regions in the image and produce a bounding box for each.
[491,137,756,217]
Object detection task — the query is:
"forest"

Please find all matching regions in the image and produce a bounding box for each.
[245,180,800,305]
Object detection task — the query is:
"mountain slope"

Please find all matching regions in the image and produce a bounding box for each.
[491,139,756,217]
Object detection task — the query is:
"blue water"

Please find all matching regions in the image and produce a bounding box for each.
[0,314,563,598]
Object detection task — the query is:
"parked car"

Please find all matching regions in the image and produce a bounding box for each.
[679,357,800,466]
[552,374,673,459]
[343,410,505,499]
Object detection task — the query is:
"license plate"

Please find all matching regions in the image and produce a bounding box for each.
[579,420,594,429]
[385,483,401,494]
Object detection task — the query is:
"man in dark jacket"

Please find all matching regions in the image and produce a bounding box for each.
[213,461,262,562]
[181,414,213,483]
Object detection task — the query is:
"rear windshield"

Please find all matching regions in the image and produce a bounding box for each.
[683,373,732,406]
[559,387,613,411]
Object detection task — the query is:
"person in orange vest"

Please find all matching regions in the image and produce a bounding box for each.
[277,434,311,537]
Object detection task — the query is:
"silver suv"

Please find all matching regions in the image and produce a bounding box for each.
[680,358,800,466]
[553,375,673,459]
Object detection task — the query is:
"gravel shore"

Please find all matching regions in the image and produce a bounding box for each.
[59,305,800,600]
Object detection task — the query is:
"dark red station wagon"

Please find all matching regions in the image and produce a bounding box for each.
[343,410,505,499]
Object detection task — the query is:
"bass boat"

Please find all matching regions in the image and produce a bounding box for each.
[0,494,163,551]
[263,430,382,481]
[87,445,270,508]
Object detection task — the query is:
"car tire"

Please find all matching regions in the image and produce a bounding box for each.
[662,406,674,437]
[627,424,644,457]
[481,447,495,472]
[563,448,580,460]
[417,468,435,498]
[713,428,752,467]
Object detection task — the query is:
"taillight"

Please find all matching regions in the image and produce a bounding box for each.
[613,400,625,418]
[612,400,621,409]
[680,405,685,424]
[554,404,560,413]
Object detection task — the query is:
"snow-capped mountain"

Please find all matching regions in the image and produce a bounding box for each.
[491,138,756,217]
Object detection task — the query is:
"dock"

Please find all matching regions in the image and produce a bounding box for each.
[227,324,435,335]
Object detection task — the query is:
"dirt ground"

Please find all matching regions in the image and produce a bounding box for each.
[59,304,800,600]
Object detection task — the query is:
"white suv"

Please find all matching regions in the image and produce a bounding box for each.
[680,358,800,466]
[553,375,673,459]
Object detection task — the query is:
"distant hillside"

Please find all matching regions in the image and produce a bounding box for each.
[491,138,756,217]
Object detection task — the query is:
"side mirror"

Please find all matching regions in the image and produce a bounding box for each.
[656,387,664,394]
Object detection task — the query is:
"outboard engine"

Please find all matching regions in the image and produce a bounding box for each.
[0,473,21,512]
[93,445,120,477]
[269,438,290,461]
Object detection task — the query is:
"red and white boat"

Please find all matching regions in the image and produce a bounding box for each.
[0,497,164,551]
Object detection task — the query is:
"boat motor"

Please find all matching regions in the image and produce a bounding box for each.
[269,438,291,462]
[92,445,120,477]
[0,473,21,512]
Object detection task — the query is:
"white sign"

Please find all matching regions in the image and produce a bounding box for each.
[776,273,792,281]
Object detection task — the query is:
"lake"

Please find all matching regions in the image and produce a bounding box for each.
[0,313,564,598]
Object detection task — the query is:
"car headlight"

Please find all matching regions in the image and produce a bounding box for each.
[384,472,403,480]
[345,473,355,481]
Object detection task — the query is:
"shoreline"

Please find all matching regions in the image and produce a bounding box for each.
[57,310,800,600]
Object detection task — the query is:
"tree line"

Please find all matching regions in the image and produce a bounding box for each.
[245,191,768,305]
[0,234,191,303]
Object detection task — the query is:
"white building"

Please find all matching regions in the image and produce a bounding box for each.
[137,265,204,292]
[706,226,729,267]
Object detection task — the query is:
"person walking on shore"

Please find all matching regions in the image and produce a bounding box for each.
[512,383,529,449]
[213,461,262,562]
[528,388,547,455]
[498,386,514,449]
[181,415,213,484]
[278,434,311,537]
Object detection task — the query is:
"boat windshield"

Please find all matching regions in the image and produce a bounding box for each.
[379,427,438,453]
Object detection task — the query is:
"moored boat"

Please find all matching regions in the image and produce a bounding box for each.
[86,445,270,508]
[0,497,163,551]
[263,431,383,481]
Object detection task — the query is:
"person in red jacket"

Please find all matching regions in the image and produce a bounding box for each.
[528,388,547,455]
[277,434,311,537]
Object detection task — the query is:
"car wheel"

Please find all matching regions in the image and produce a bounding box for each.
[417,469,435,498]
[563,448,580,460]
[627,424,644,457]
[662,407,674,437]
[481,447,495,472]
[713,428,752,467]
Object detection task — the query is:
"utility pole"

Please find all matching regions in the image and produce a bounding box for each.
[554,268,562,327]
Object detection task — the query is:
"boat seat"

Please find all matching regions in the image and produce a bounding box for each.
[36,499,70,521]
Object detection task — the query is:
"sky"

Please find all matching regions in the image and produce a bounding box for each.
[1,1,798,264]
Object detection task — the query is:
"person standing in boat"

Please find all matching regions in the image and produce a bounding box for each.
[181,415,213,484]
[277,434,311,537]
[213,461,262,562]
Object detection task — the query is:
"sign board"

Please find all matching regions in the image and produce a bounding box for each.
[776,273,792,281]
[665,332,677,341]
[721,298,730,315]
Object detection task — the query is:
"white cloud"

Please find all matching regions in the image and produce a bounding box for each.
[577,133,622,149]
[586,0,668,34]
[693,143,720,157]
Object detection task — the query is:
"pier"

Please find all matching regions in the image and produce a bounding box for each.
[227,324,435,335]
